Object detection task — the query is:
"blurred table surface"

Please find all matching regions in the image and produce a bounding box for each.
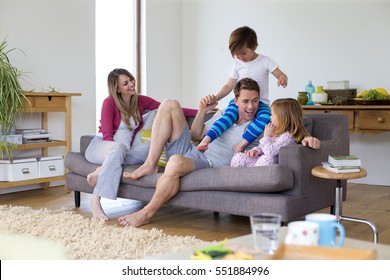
[149,227,390,260]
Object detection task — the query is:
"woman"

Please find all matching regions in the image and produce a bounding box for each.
[85,68,197,220]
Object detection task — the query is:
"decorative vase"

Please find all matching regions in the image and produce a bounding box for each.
[297,92,309,105]
[311,86,328,104]
[305,81,315,105]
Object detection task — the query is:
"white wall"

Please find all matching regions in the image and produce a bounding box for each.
[0,0,95,192]
[0,0,96,152]
[145,0,390,185]
[181,0,390,105]
[142,0,183,100]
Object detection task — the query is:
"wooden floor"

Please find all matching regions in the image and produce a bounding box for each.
[1,183,390,245]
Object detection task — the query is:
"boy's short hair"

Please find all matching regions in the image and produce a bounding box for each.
[229,26,258,57]
[233,78,260,98]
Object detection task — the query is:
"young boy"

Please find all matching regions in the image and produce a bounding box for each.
[197,26,288,153]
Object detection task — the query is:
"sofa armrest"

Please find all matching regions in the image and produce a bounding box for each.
[278,139,346,197]
[80,135,95,156]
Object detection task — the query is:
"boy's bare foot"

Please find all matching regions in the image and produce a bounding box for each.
[118,209,151,227]
[90,195,109,221]
[123,163,158,180]
[87,167,101,187]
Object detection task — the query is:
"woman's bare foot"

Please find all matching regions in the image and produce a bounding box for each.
[123,163,158,180]
[118,209,151,227]
[87,167,101,187]
[90,195,109,221]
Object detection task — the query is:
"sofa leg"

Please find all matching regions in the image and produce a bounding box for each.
[74,191,81,208]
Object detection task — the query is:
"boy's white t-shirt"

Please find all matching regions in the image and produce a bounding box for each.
[229,54,278,105]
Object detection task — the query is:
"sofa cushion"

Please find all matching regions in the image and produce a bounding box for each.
[66,151,293,193]
[132,110,157,147]
[121,164,294,193]
[180,165,294,192]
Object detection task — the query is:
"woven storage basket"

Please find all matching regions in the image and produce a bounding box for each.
[324,88,357,105]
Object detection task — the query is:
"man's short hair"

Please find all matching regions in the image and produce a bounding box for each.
[233,78,260,98]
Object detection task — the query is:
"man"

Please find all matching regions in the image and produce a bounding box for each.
[119,78,320,227]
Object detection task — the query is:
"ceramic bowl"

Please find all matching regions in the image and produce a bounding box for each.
[311,93,328,104]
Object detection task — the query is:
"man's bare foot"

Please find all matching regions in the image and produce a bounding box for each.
[90,195,109,221]
[118,209,151,227]
[87,167,101,187]
[123,163,158,180]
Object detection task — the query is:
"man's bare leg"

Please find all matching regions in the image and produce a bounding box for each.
[119,155,194,226]
[86,167,101,187]
[124,99,187,180]
[90,194,109,221]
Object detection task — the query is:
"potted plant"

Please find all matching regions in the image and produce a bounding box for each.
[0,36,29,158]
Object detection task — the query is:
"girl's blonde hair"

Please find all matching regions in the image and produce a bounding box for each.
[271,98,307,142]
[107,68,141,130]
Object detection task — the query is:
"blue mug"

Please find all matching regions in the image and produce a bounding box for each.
[305,213,345,247]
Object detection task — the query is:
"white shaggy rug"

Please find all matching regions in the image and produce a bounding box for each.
[0,205,208,260]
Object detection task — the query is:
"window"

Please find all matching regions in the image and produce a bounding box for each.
[95,0,139,129]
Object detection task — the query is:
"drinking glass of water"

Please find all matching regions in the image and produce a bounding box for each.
[250,213,281,255]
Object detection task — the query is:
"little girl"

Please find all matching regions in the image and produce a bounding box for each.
[230,98,306,167]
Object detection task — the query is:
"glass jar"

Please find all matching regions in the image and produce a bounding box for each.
[305,81,315,105]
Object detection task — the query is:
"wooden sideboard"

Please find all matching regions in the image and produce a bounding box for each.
[302,105,390,133]
[1,92,81,188]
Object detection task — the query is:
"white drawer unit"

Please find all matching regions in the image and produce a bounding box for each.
[0,158,38,182]
[38,156,64,178]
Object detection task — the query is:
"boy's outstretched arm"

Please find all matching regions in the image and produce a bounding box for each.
[204,99,239,142]
[272,68,288,88]
[214,78,236,101]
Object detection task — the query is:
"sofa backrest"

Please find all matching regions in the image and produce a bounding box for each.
[305,113,349,142]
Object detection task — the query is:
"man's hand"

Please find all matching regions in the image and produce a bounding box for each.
[232,139,250,154]
[199,95,218,112]
[191,95,218,142]
[302,136,320,149]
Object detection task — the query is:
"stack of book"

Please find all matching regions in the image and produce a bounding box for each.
[322,155,361,173]
[16,128,52,144]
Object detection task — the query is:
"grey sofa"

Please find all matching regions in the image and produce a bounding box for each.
[65,113,349,223]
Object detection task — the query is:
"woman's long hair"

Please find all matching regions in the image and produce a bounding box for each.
[271,98,307,142]
[107,68,141,130]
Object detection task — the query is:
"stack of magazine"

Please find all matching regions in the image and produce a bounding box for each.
[16,128,52,144]
[322,155,361,173]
